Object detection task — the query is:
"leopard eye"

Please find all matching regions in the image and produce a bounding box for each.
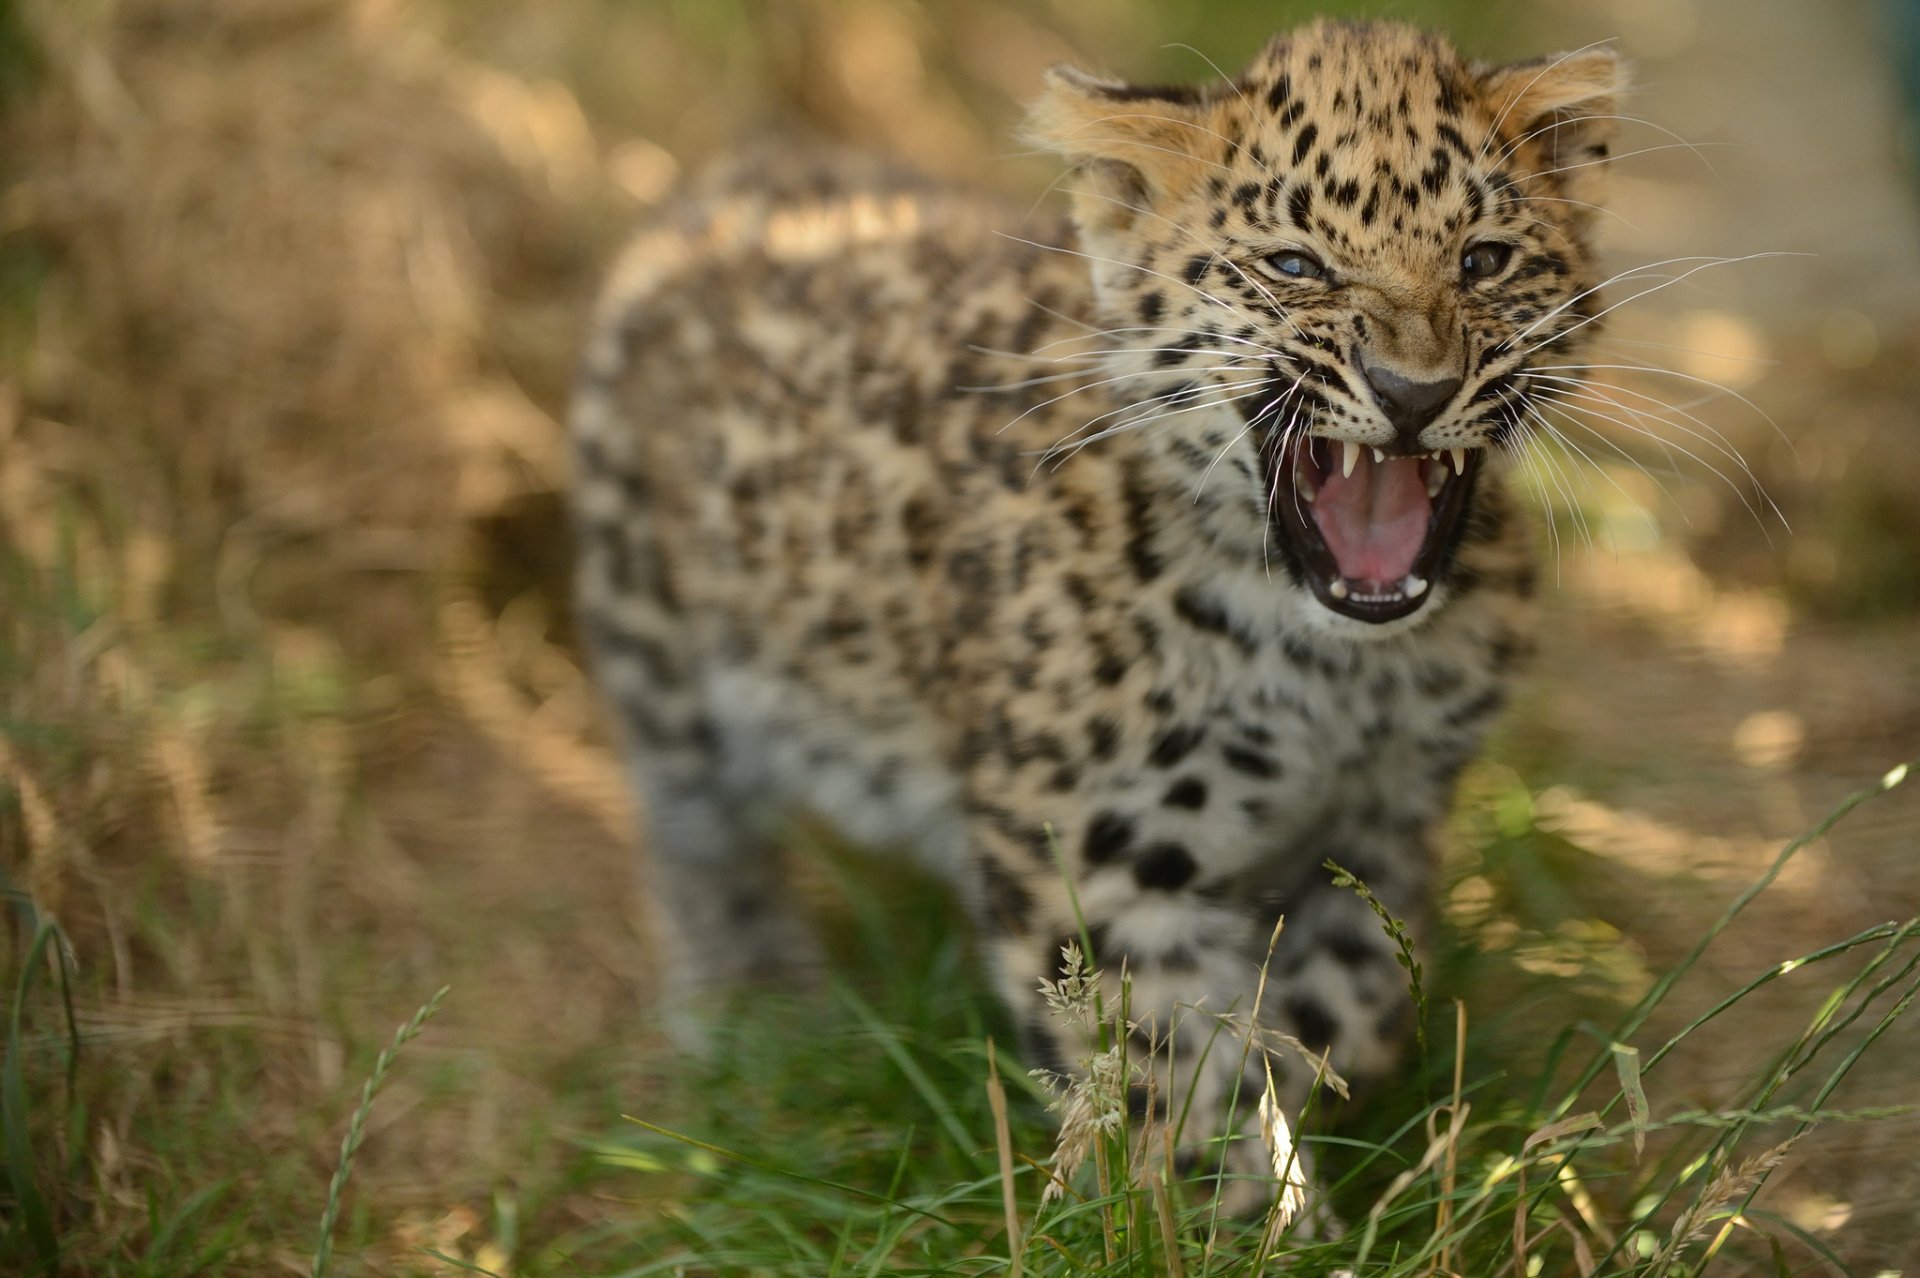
[1462,241,1514,281]
[1260,249,1326,281]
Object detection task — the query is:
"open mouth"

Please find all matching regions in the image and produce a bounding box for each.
[1261,433,1483,623]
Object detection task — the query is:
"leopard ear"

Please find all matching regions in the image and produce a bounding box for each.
[1023,64,1214,233]
[1478,46,1628,167]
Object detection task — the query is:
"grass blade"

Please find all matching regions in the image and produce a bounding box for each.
[985,1041,1023,1278]
[1611,1042,1648,1158]
[311,985,449,1278]
[3,918,66,1276]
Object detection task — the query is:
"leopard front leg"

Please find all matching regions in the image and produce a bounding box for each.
[963,734,1457,1226]
[965,788,1356,1223]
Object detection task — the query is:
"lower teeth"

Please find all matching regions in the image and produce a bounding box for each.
[1329,574,1430,605]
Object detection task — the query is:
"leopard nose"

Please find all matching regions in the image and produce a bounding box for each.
[1361,364,1462,448]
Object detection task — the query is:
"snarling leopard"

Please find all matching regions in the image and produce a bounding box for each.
[572,18,1625,1210]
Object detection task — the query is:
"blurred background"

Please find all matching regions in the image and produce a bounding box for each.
[1,0,1917,1271]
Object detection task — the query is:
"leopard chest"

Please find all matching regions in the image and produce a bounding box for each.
[988,569,1516,891]
[1177,632,1465,831]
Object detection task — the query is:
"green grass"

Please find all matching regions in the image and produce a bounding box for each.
[501,761,1918,1277]
[5,724,1916,1275]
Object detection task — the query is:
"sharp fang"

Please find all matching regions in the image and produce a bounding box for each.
[1371,447,1385,463]
[1426,466,1445,497]
[1405,575,1428,598]
[1329,579,1349,599]
[1294,468,1316,503]
[1450,447,1467,476]
[1341,439,1360,478]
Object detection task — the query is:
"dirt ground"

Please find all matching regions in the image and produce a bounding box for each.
[2,0,1917,1272]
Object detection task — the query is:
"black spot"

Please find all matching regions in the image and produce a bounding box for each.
[1264,73,1291,112]
[978,856,1034,930]
[1285,994,1339,1053]
[1286,183,1313,227]
[1221,744,1276,778]
[1131,612,1162,659]
[1083,812,1136,865]
[1086,714,1122,761]
[901,493,941,567]
[868,755,902,798]
[1326,926,1378,968]
[1149,723,1206,768]
[1184,254,1213,286]
[1153,342,1195,369]
[1062,573,1097,611]
[1446,687,1505,727]
[1090,631,1129,687]
[1138,290,1165,324]
[1161,777,1208,810]
[725,885,768,924]
[1417,664,1466,698]
[1134,843,1197,891]
[1290,122,1318,167]
[1119,458,1164,582]
[1160,942,1198,973]
[1084,79,1205,105]
[1172,585,1257,655]
[1489,632,1533,673]
[1061,498,1097,542]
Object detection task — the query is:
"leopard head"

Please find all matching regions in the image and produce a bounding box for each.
[1026,20,1627,625]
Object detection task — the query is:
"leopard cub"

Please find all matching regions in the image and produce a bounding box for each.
[573,19,1624,1209]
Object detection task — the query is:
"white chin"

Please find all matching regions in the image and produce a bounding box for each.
[1297,582,1451,640]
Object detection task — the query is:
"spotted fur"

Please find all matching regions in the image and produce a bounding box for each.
[572,20,1625,1209]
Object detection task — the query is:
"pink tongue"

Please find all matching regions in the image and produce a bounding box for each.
[1312,451,1431,584]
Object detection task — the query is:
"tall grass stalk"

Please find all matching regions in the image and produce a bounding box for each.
[310,986,449,1278]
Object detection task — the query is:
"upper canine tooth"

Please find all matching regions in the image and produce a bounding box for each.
[1341,439,1360,478]
[1450,447,1468,475]
[1293,467,1316,502]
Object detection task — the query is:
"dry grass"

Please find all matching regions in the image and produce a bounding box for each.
[2,0,647,1267]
